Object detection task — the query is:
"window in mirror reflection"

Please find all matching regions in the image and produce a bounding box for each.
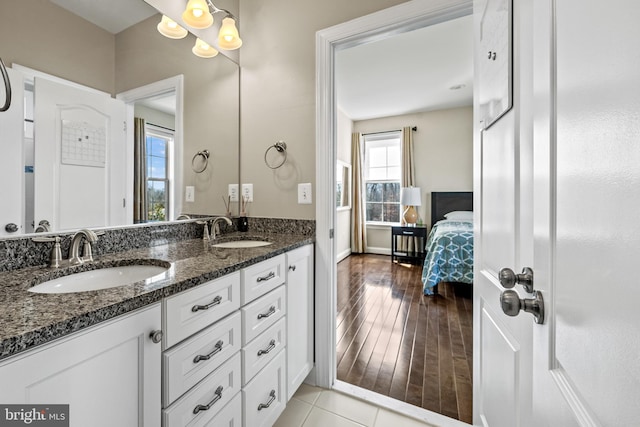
[145,125,173,221]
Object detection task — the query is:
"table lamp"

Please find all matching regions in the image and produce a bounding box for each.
[400,187,421,226]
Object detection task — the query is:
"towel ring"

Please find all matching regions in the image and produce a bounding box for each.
[192,150,210,173]
[0,57,11,112]
[264,141,287,169]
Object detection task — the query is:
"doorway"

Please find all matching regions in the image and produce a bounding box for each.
[315,1,473,426]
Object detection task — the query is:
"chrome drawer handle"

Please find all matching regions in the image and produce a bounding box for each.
[257,339,276,356]
[257,306,276,320]
[193,386,223,414]
[193,340,223,363]
[192,295,222,312]
[257,390,276,411]
[402,231,414,235]
[257,271,275,282]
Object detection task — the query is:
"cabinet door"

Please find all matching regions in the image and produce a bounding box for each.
[0,304,162,427]
[285,244,314,399]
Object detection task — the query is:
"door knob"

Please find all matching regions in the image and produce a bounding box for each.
[149,330,163,344]
[500,290,545,324]
[499,267,534,293]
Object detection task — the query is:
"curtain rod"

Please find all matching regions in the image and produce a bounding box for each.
[362,126,417,136]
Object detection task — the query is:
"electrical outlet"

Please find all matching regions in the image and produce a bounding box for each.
[242,183,253,202]
[298,183,312,204]
[228,184,239,202]
[185,186,195,202]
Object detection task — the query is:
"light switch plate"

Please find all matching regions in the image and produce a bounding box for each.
[242,183,253,202]
[298,183,312,204]
[185,186,195,202]
[228,184,239,202]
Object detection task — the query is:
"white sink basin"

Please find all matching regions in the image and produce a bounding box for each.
[211,240,272,248]
[29,264,170,294]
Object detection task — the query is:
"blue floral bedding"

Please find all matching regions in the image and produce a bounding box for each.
[421,219,474,295]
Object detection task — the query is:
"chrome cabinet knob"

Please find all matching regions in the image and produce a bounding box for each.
[4,223,18,233]
[499,267,534,293]
[500,290,545,324]
[149,330,163,344]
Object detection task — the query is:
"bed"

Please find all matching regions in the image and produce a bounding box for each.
[421,192,474,295]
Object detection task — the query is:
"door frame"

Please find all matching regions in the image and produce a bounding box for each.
[314,0,472,424]
[116,75,184,224]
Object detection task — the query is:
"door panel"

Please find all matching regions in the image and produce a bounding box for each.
[532,0,640,426]
[34,78,126,231]
[0,68,24,236]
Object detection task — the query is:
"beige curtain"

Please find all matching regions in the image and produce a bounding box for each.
[400,126,417,252]
[133,117,147,223]
[351,132,367,253]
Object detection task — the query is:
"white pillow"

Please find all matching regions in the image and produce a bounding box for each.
[444,211,473,221]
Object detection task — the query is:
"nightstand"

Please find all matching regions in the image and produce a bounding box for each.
[391,226,428,264]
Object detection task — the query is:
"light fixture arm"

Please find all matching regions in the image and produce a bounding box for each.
[205,0,238,21]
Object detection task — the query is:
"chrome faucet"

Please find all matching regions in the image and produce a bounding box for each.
[210,216,233,241]
[69,229,99,265]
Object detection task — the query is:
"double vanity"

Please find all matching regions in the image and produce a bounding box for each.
[0,225,314,427]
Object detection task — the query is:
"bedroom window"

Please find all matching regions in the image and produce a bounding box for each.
[145,124,173,221]
[363,131,401,224]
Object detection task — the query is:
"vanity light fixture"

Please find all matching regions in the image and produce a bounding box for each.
[182,0,213,29]
[218,16,242,50]
[157,15,188,39]
[192,38,219,58]
[157,0,242,57]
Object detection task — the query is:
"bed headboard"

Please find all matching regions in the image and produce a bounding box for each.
[431,192,473,226]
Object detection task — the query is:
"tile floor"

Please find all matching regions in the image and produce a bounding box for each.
[274,384,435,427]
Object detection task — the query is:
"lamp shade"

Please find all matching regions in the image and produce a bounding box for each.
[192,38,219,58]
[182,0,214,29]
[400,187,422,206]
[218,16,243,50]
[157,15,188,39]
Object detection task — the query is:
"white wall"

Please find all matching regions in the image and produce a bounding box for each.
[239,0,408,219]
[336,108,353,261]
[354,106,473,253]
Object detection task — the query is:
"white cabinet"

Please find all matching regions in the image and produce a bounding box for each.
[285,244,314,400]
[0,303,162,427]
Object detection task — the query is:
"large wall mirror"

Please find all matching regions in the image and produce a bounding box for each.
[0,0,240,237]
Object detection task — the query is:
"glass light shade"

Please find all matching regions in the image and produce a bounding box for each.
[218,17,242,50]
[400,187,422,206]
[182,0,214,29]
[157,15,188,39]
[192,38,219,58]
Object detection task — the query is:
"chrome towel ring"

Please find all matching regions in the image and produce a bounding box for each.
[264,141,287,169]
[192,150,210,173]
[0,57,11,112]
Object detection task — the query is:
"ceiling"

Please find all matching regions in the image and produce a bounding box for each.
[336,14,474,121]
[50,0,157,34]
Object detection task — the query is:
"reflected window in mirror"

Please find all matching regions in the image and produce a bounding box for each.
[336,161,351,210]
[145,124,173,221]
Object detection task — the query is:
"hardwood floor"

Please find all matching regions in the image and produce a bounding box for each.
[336,254,473,423]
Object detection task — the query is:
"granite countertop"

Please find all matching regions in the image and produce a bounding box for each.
[0,232,314,361]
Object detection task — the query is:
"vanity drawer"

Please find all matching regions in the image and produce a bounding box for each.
[200,392,242,427]
[163,311,241,407]
[240,254,285,304]
[241,285,286,345]
[242,350,287,427]
[242,317,286,385]
[163,352,242,427]
[164,272,240,348]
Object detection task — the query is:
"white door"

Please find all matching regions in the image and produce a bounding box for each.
[0,68,24,236]
[33,77,126,231]
[473,0,536,425]
[530,1,640,426]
